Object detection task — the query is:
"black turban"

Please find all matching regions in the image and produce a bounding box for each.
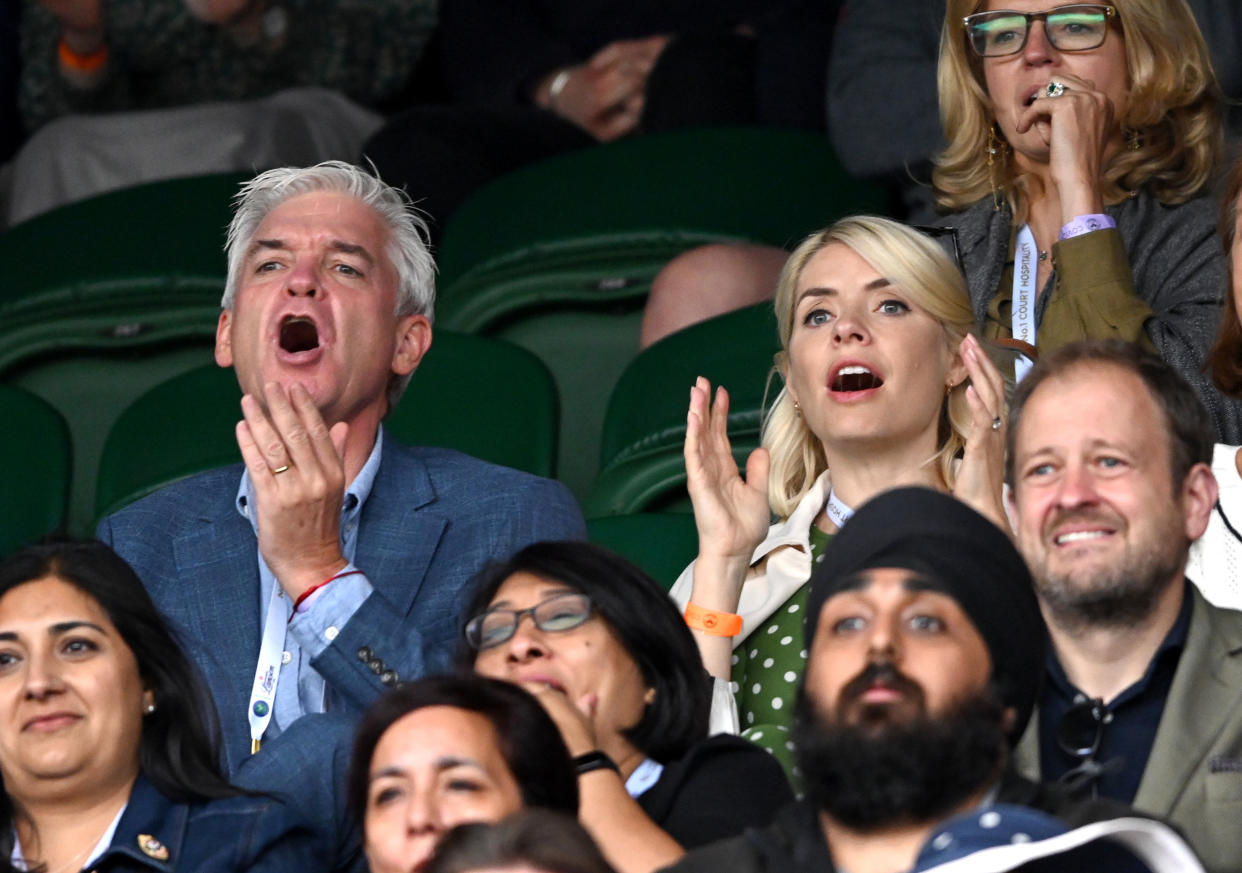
[805,486,1045,743]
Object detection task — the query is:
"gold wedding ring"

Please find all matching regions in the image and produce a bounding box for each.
[272,464,291,475]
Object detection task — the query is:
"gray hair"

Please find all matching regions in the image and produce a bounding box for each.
[222,161,435,321]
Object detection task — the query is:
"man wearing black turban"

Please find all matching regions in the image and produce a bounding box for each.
[665,486,1160,873]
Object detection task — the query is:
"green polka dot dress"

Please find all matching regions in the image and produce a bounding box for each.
[732,525,832,783]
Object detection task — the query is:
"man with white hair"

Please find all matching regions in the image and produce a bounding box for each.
[98,161,584,867]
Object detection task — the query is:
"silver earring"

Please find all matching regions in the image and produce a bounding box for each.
[145,703,156,715]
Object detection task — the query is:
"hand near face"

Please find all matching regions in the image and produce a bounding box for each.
[951,335,1010,533]
[685,377,771,567]
[236,382,350,599]
[1014,73,1116,219]
[519,680,599,758]
[540,35,671,142]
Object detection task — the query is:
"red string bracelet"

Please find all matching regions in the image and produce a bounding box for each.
[292,569,363,615]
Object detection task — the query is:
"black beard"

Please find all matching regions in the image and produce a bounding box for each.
[793,686,1007,831]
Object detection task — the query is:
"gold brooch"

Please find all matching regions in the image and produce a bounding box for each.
[138,835,170,861]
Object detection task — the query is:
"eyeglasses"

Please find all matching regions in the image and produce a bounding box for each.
[464,592,593,650]
[911,225,964,276]
[1055,695,1117,794]
[963,4,1117,57]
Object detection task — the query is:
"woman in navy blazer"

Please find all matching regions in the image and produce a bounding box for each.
[0,539,316,872]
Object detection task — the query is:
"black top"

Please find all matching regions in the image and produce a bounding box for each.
[660,769,1142,873]
[637,733,794,849]
[1038,583,1193,803]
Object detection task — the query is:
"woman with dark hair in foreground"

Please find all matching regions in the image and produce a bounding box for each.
[462,540,792,873]
[348,673,579,873]
[0,538,313,872]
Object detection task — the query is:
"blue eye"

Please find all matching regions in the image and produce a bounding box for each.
[803,309,832,327]
[908,615,945,633]
[878,299,910,315]
[831,616,866,634]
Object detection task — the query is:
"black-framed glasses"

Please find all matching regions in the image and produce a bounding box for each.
[912,225,964,276]
[963,4,1117,57]
[1056,695,1118,794]
[464,592,593,650]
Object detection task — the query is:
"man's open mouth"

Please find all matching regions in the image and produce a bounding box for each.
[279,316,320,353]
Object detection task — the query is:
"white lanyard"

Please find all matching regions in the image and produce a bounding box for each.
[825,488,855,529]
[1011,224,1038,382]
[248,584,287,753]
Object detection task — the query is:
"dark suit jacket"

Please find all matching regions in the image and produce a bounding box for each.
[1015,587,1242,873]
[98,436,585,766]
[93,774,316,871]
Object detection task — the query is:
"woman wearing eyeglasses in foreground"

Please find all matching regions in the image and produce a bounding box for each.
[0,539,314,872]
[462,540,793,873]
[673,216,1010,750]
[348,673,580,873]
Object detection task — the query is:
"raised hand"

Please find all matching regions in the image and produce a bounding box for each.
[684,377,771,566]
[236,382,350,599]
[1015,73,1115,221]
[518,681,599,758]
[538,35,670,141]
[952,335,1010,532]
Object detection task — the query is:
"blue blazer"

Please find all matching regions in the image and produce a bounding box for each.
[91,774,316,871]
[97,437,585,870]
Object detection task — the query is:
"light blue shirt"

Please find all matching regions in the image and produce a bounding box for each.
[236,430,383,735]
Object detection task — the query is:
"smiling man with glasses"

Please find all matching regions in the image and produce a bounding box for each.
[1006,339,1242,873]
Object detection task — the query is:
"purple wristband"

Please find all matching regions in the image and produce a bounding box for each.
[1059,213,1116,241]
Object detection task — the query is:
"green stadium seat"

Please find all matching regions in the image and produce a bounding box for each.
[585,302,781,516]
[0,385,72,556]
[586,513,699,591]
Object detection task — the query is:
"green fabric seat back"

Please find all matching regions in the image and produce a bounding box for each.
[0,385,72,556]
[94,331,559,522]
[585,302,781,516]
[0,173,242,373]
[585,513,699,591]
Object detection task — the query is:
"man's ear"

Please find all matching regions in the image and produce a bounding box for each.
[392,315,433,377]
[1182,461,1219,542]
[215,310,233,367]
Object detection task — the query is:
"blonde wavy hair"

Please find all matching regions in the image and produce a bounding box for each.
[934,0,1222,219]
[764,216,978,518]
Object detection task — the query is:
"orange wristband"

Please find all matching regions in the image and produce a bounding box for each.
[58,37,109,73]
[684,602,742,637]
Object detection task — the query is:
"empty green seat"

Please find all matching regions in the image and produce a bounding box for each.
[0,385,72,556]
[585,302,780,516]
[0,173,242,374]
[586,513,699,590]
[94,331,559,521]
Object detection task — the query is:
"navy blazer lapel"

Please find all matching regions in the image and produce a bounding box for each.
[357,436,446,617]
[169,494,262,769]
[1134,588,1242,814]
